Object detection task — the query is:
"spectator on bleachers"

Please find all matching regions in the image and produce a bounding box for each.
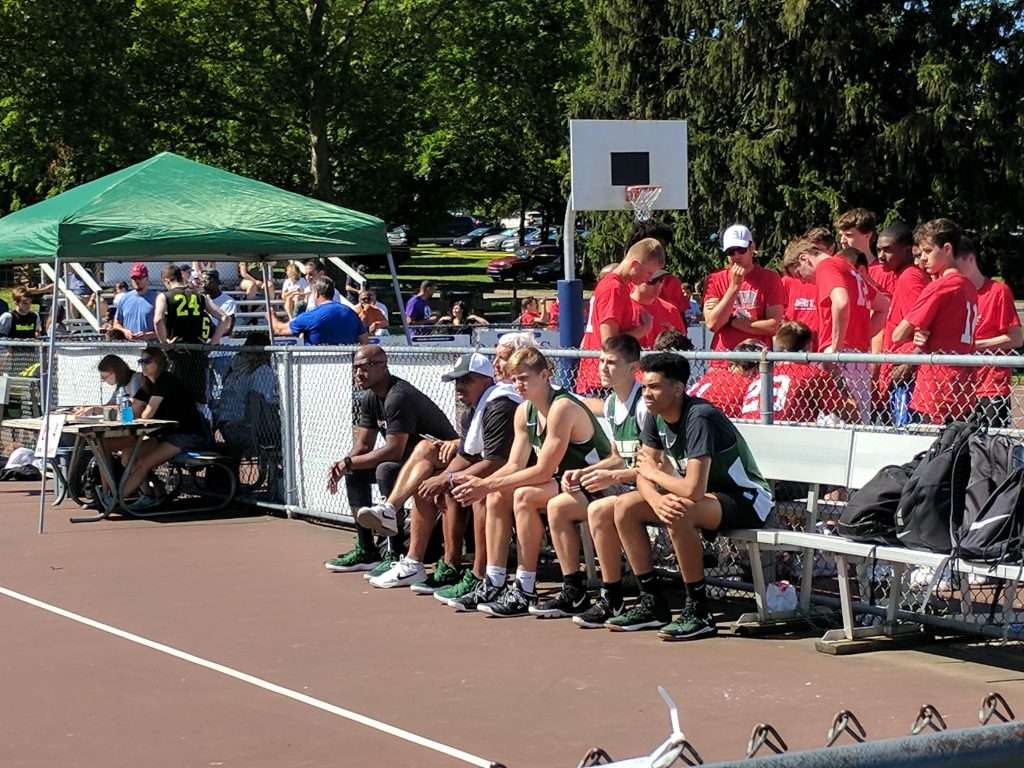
[202,270,236,338]
[438,300,488,328]
[876,224,929,426]
[740,321,856,423]
[345,264,368,304]
[451,347,612,617]
[517,297,547,327]
[215,333,279,459]
[362,353,521,594]
[606,353,773,639]
[109,281,130,323]
[892,219,978,424]
[239,261,271,300]
[958,237,1023,428]
[680,282,701,325]
[0,287,40,339]
[355,288,389,334]
[493,332,537,382]
[112,263,159,341]
[703,224,784,360]
[405,280,438,330]
[653,328,694,352]
[119,347,210,509]
[685,340,761,418]
[267,277,367,346]
[781,239,818,349]
[631,269,685,348]
[544,335,644,625]
[281,263,309,319]
[576,238,663,393]
[325,345,458,574]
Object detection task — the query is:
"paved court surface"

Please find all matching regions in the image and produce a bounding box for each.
[3,482,1023,767]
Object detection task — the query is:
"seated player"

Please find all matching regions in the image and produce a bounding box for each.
[529,335,642,620]
[363,353,521,593]
[606,353,773,640]
[451,347,611,616]
[685,340,761,417]
[740,321,858,423]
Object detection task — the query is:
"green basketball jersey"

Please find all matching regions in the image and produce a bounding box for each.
[604,382,646,467]
[526,387,611,475]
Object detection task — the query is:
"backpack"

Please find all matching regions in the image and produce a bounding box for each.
[961,434,1021,539]
[838,462,920,545]
[896,422,978,553]
[957,469,1024,563]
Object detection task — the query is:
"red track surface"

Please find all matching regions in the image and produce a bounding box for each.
[2,482,1022,768]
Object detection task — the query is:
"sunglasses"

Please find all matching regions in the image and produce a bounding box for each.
[138,357,155,365]
[725,247,747,257]
[646,275,667,285]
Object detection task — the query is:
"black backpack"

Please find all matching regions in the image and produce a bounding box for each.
[896,422,978,553]
[838,462,920,545]
[958,469,1024,563]
[961,434,1020,537]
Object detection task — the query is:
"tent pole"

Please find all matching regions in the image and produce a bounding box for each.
[38,253,61,534]
[386,249,410,343]
[260,258,274,332]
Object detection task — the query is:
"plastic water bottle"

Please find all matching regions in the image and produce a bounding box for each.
[890,383,911,427]
[118,392,133,424]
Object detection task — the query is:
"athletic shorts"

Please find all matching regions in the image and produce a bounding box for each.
[581,483,635,503]
[706,491,766,539]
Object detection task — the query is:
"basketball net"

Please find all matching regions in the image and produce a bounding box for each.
[625,185,662,222]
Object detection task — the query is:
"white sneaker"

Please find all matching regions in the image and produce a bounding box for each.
[356,502,399,536]
[368,557,426,589]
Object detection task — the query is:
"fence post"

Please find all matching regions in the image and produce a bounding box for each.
[758,353,773,425]
[279,346,297,517]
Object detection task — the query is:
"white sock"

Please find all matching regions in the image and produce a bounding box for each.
[517,569,537,594]
[404,556,421,566]
[486,565,507,588]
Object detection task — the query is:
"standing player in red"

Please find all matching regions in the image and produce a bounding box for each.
[703,224,784,362]
[632,270,685,348]
[876,223,930,425]
[957,237,1022,427]
[576,239,662,393]
[836,208,896,297]
[798,241,888,423]
[892,219,978,424]
[781,238,819,349]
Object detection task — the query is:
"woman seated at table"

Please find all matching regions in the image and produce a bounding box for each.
[437,300,488,328]
[120,347,209,507]
[75,355,146,418]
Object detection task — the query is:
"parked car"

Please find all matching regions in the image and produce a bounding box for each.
[481,228,518,250]
[487,243,561,281]
[419,214,489,246]
[452,226,503,249]
[387,224,417,248]
[500,228,541,252]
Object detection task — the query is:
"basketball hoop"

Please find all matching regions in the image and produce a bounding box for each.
[625,185,662,222]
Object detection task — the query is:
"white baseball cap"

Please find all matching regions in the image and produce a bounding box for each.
[722,224,754,252]
[442,352,495,381]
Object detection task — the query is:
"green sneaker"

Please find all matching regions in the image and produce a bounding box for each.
[324,545,380,573]
[410,560,462,595]
[606,593,670,632]
[658,603,717,642]
[434,570,480,604]
[364,550,399,579]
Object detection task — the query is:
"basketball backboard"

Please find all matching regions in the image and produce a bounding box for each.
[569,119,688,212]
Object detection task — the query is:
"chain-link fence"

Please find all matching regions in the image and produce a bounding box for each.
[5,339,1024,640]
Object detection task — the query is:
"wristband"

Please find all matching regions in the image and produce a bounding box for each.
[343,456,353,472]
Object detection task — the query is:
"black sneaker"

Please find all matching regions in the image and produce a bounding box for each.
[477,579,537,617]
[529,583,591,618]
[606,592,671,632]
[450,579,501,612]
[658,603,717,642]
[572,595,624,628]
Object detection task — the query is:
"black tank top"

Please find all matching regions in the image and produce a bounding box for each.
[164,287,208,343]
[6,310,37,339]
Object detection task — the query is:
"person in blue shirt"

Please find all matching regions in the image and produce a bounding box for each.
[268,276,368,345]
[112,262,159,340]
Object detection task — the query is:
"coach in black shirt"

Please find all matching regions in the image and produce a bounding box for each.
[325,345,457,572]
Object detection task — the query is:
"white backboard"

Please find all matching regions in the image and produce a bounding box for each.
[569,119,688,212]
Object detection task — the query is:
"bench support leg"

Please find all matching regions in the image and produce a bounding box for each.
[578,521,599,589]
[746,541,770,622]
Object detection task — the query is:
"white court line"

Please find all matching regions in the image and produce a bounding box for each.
[0,585,503,768]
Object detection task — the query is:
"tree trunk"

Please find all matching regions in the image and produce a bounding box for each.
[307,0,331,201]
[518,197,526,245]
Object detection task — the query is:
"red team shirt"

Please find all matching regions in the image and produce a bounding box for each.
[905,271,978,422]
[814,255,873,352]
[868,261,898,297]
[782,275,819,347]
[878,264,930,392]
[659,275,687,320]
[974,278,1020,398]
[577,272,641,393]
[703,265,785,360]
[686,367,752,418]
[740,362,842,422]
[636,296,686,348]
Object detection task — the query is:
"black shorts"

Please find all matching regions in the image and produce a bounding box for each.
[707,491,766,539]
[581,483,634,503]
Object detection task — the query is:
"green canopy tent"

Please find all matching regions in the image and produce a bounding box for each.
[0,152,403,531]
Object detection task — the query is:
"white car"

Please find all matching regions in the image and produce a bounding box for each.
[481,228,517,250]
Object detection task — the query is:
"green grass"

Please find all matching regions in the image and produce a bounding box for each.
[366,244,497,285]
